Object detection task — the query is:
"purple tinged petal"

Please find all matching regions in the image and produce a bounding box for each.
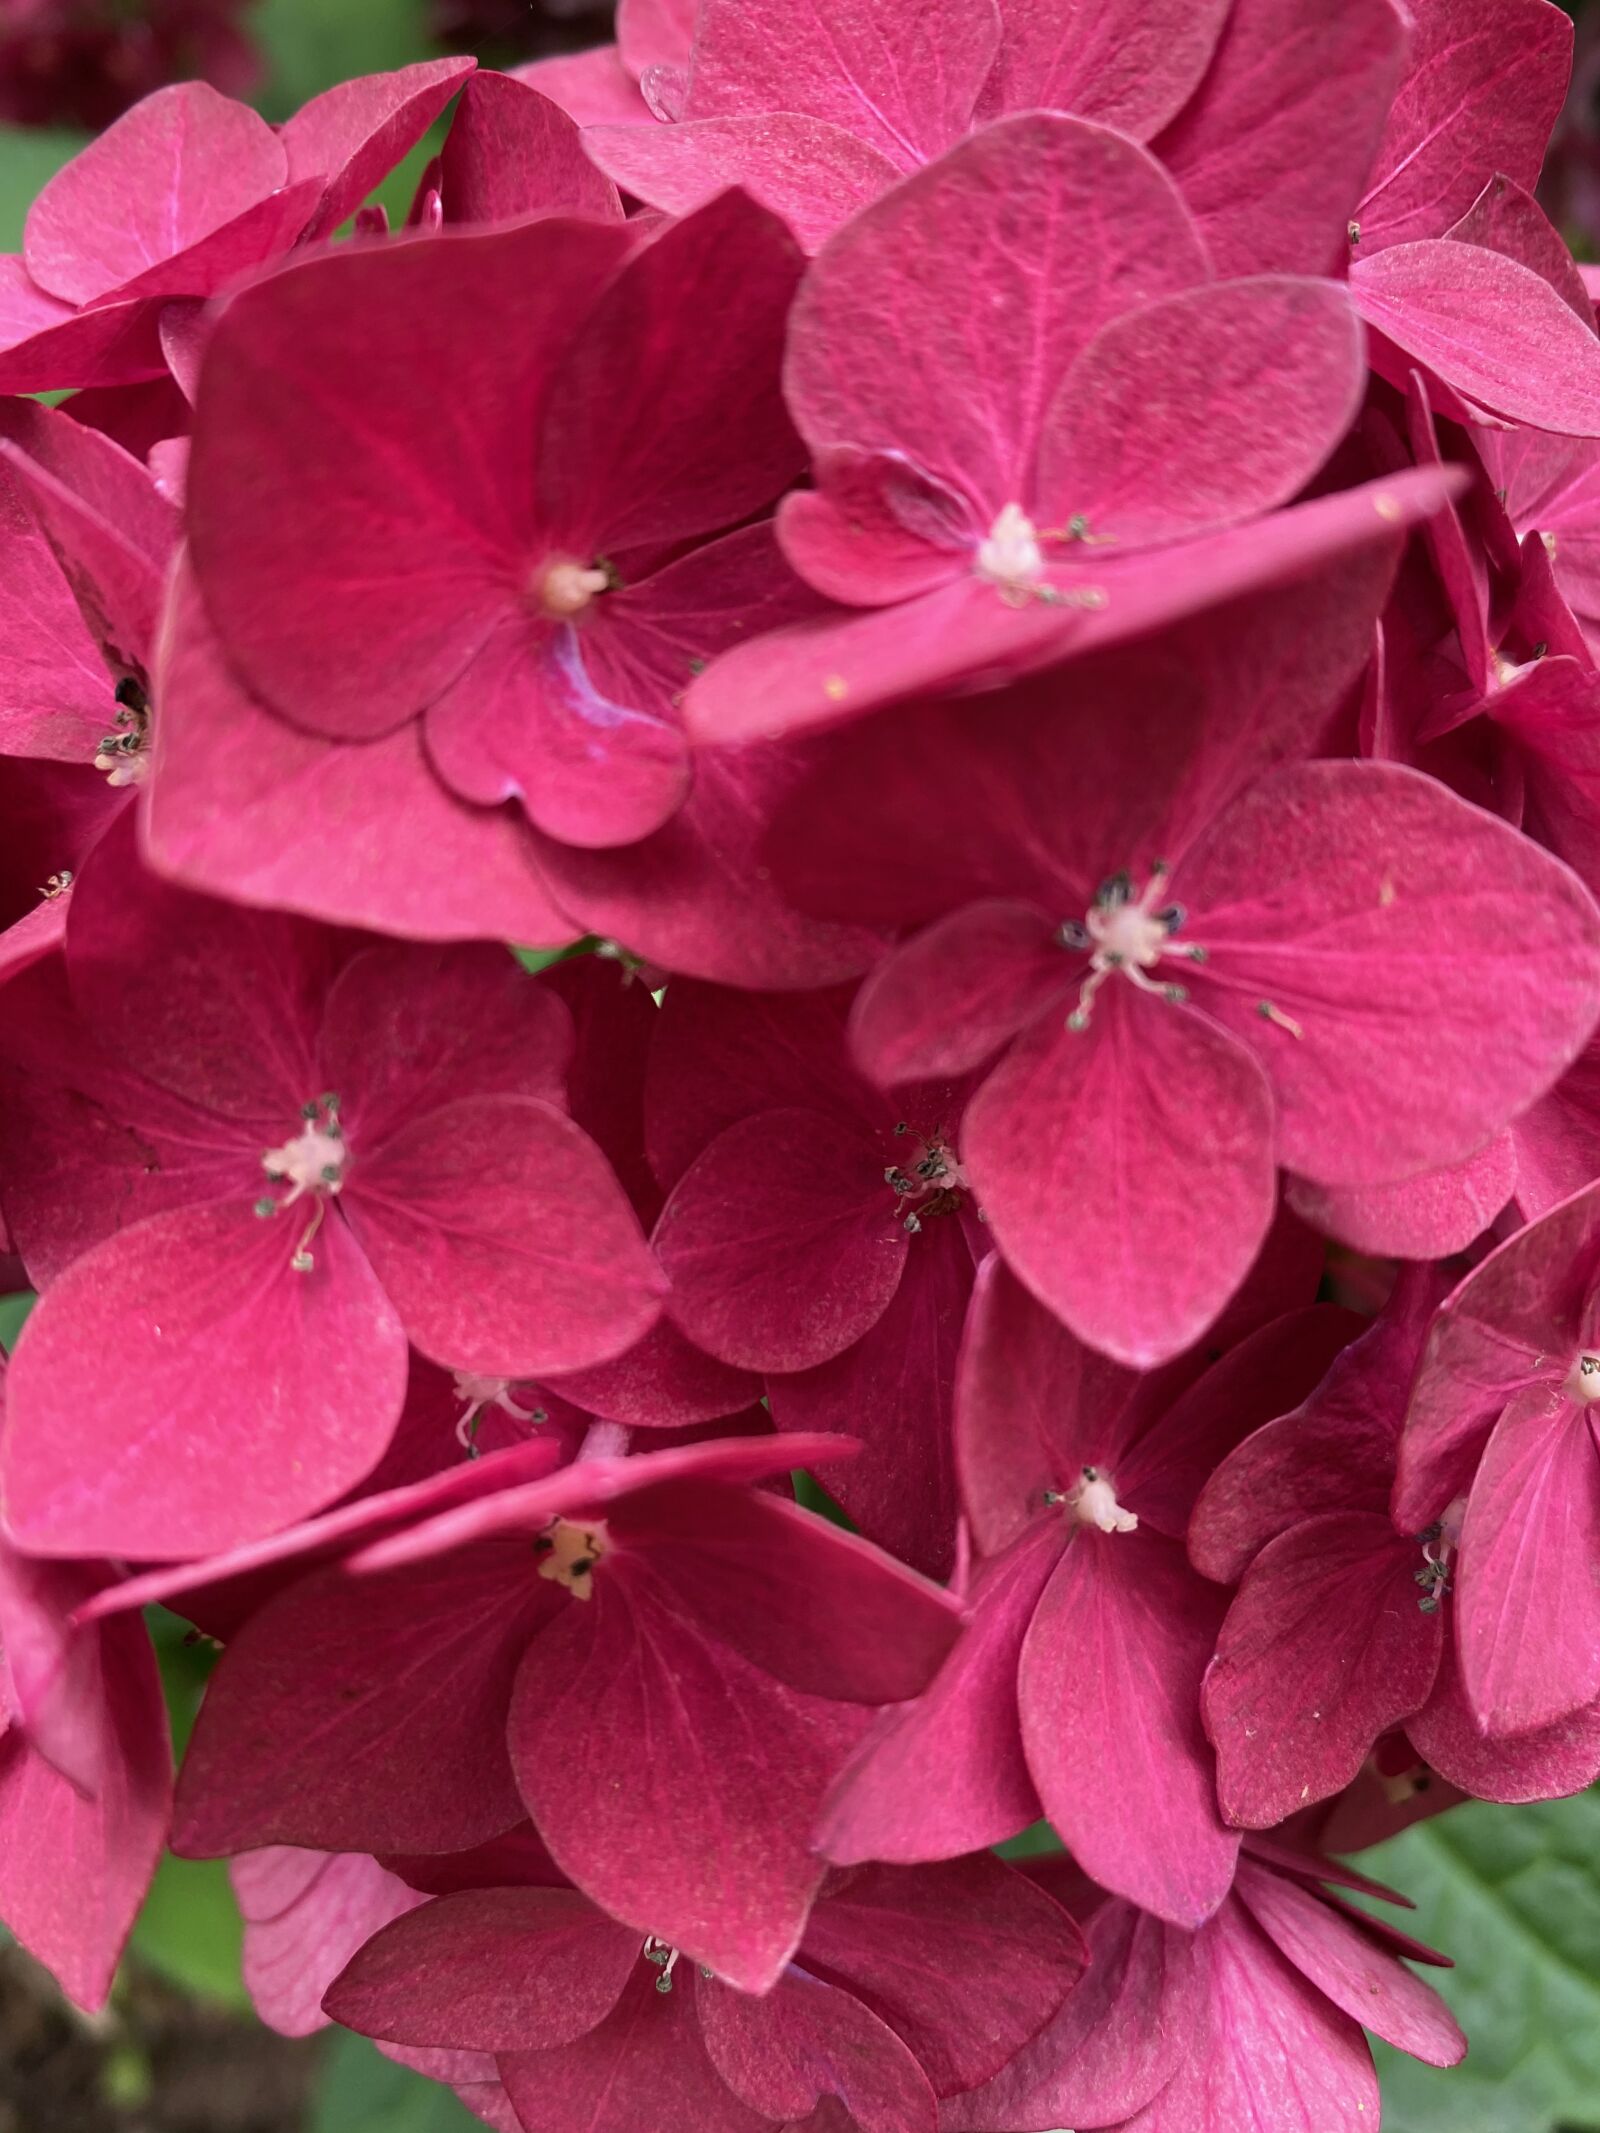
[343,1093,665,1380]
[175,1545,545,1856]
[501,1968,767,2133]
[326,1887,639,2053]
[508,1577,868,1994]
[1020,1530,1239,1926]
[2,1200,409,1561]
[965,982,1278,1370]
[440,72,623,226]
[1233,1861,1465,2068]
[983,0,1229,140]
[814,1522,1058,1865]
[1154,0,1405,276]
[586,117,904,255]
[608,1477,963,1704]
[787,114,1207,518]
[698,1968,936,2133]
[233,1850,424,2039]
[680,0,999,161]
[945,1898,1198,2132]
[1457,1386,1600,1735]
[1203,1512,1443,1827]
[653,1108,906,1373]
[1353,240,1600,436]
[1357,0,1571,247]
[1178,760,1600,1186]
[1286,1135,1516,1259]
[24,83,286,307]
[148,558,573,946]
[280,57,480,240]
[849,902,1071,1085]
[1409,1628,1600,1801]
[1036,279,1365,544]
[1395,1177,1600,1529]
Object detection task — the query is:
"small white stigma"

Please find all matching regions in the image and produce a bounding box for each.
[256,1095,347,1273]
[975,502,1045,602]
[1049,1465,1138,1534]
[452,1373,548,1455]
[1542,529,1559,561]
[535,1517,609,1600]
[537,560,611,619]
[1566,1353,1600,1404]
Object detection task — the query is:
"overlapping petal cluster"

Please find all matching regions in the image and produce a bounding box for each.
[0,4,1598,2128]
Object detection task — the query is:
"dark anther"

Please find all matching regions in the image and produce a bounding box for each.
[1081,1464,1098,1481]
[1096,870,1133,908]
[893,1121,909,1135]
[571,1558,595,1577]
[1156,903,1185,933]
[1056,919,1091,950]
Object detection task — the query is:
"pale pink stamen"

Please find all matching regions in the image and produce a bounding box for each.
[536,1517,609,1600]
[884,1124,971,1233]
[1063,866,1208,1032]
[257,1096,348,1273]
[1051,1464,1138,1534]
[1565,1352,1600,1404]
[975,502,1045,601]
[537,561,610,619]
[452,1372,547,1453]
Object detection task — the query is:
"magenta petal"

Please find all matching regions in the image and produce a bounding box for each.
[1038,278,1364,544]
[1204,1513,1442,1828]
[802,1857,1085,2097]
[345,1095,661,1378]
[587,116,903,255]
[815,1522,1058,1865]
[234,1850,423,2039]
[1447,174,1595,324]
[612,1478,962,1703]
[965,983,1277,1369]
[0,259,165,393]
[24,84,286,306]
[280,57,480,240]
[1353,241,1600,436]
[1285,1136,1515,1258]
[513,45,646,125]
[188,218,631,739]
[326,1887,639,2051]
[508,1578,867,1993]
[175,1546,545,1855]
[681,0,998,159]
[778,462,973,607]
[148,559,569,944]
[543,1316,759,1429]
[1134,1896,1382,2133]
[699,1969,934,2133]
[769,1214,973,1578]
[653,1108,905,1371]
[1357,0,1571,248]
[1021,1531,1238,1926]
[850,902,1069,1084]
[502,1968,765,2133]
[1154,0,1404,275]
[985,0,1227,140]
[441,72,624,226]
[788,114,1205,516]
[1458,1387,1600,1735]
[1234,1862,1464,2068]
[422,617,691,846]
[1180,760,1600,1186]
[3,1200,408,1560]
[1409,1629,1600,1803]
[0,1609,170,2012]
[946,1898,1197,2132]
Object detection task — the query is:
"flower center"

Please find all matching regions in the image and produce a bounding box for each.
[534,560,611,620]
[1566,1353,1600,1405]
[975,502,1045,599]
[1059,865,1208,1031]
[1414,1497,1466,1613]
[884,1122,970,1234]
[95,676,151,788]
[535,1517,609,1600]
[641,1937,714,1993]
[254,1095,348,1273]
[452,1373,548,1456]
[1048,1465,1138,1534]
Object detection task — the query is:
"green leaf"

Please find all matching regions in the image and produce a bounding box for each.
[251,0,436,121]
[0,126,89,251]
[313,2031,485,2132]
[0,1290,35,1352]
[1360,1790,1600,2133]
[130,1856,250,2011]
